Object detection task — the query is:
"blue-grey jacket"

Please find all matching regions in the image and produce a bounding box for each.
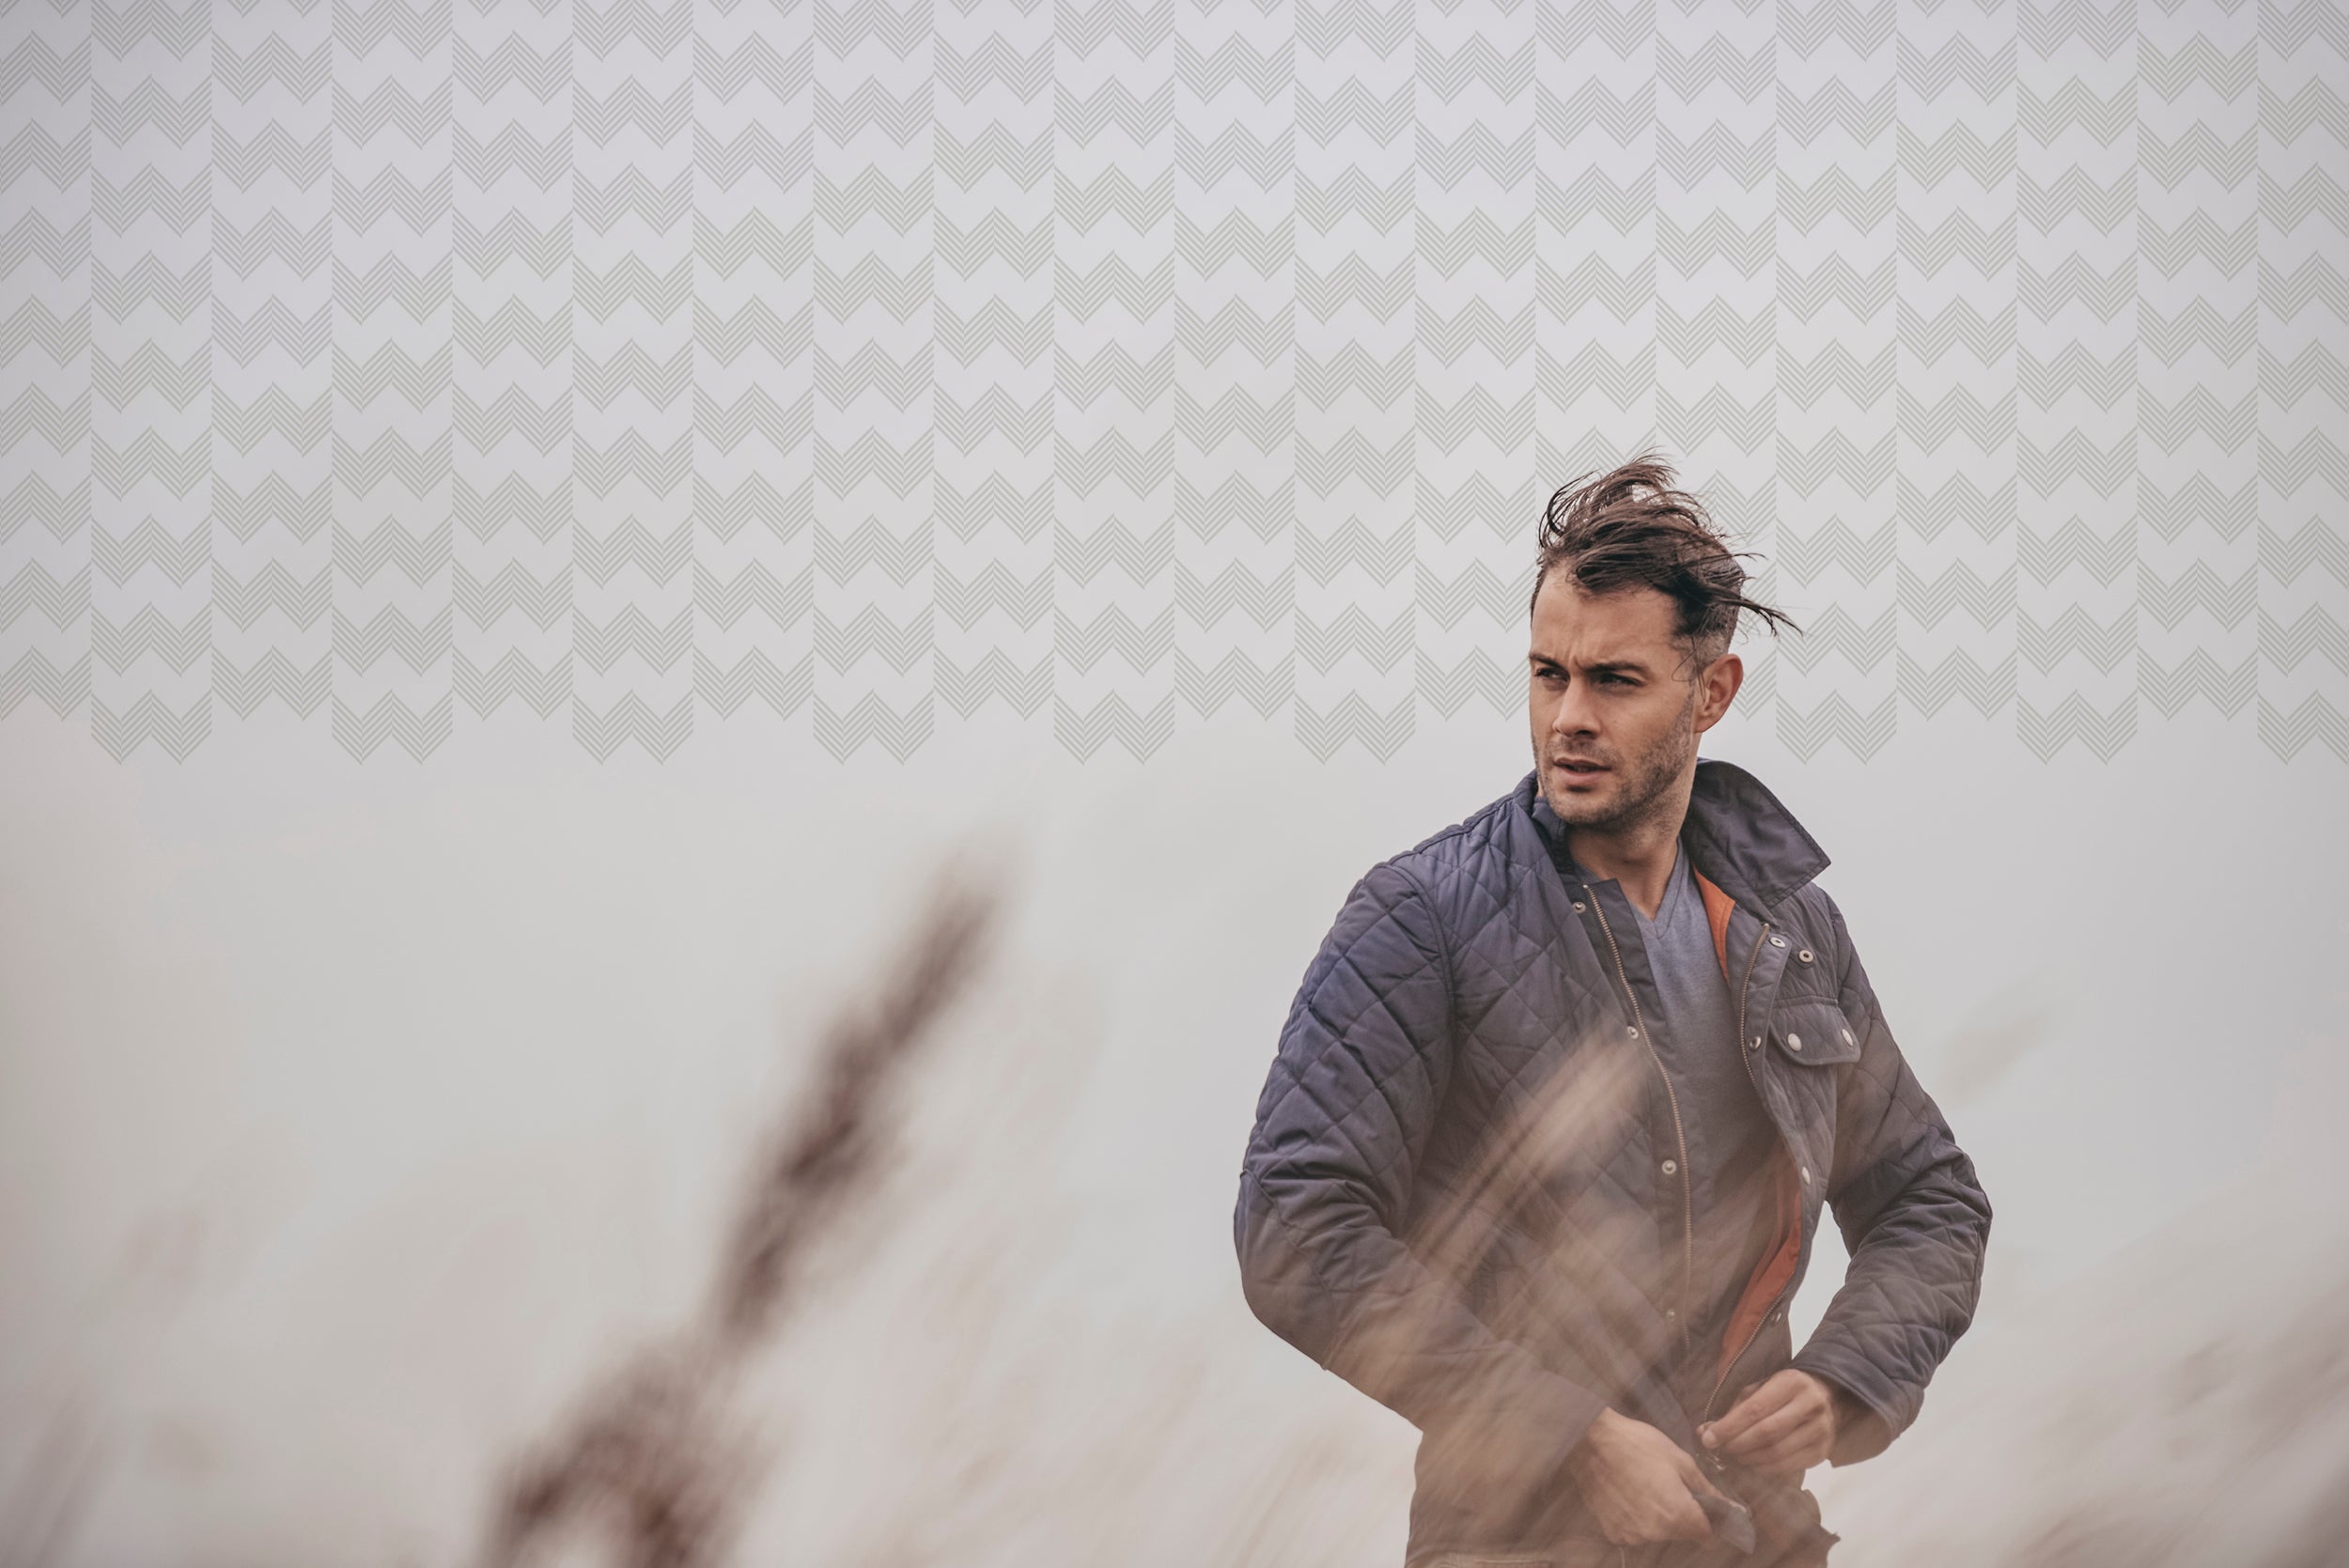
[1234,762,1991,1564]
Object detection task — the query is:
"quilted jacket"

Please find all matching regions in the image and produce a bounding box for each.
[1234,761,1992,1565]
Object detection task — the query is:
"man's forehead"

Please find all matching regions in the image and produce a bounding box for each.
[1529,582,1678,662]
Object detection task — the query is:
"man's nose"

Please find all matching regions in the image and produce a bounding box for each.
[1546,684,1596,737]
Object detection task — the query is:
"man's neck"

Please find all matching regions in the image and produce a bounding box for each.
[1564,796,1691,921]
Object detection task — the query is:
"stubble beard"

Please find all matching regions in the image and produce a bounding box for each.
[1532,678,1700,836]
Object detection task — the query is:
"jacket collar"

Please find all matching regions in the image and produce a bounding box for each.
[1517,757,1831,913]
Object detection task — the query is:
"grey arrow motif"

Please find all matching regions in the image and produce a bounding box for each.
[1660,123,1774,189]
[814,692,931,762]
[1056,342,1174,409]
[2257,696,2349,764]
[570,694,691,765]
[334,341,455,411]
[2142,37,2253,102]
[573,604,694,675]
[1660,212,1771,278]
[1539,254,1655,319]
[1778,516,1893,583]
[937,126,1050,189]
[1413,560,1522,629]
[1897,650,2015,719]
[1536,80,1654,147]
[0,34,92,102]
[2019,429,2136,497]
[576,517,692,586]
[692,125,807,195]
[577,0,692,59]
[1896,122,2015,190]
[2144,123,2257,190]
[936,210,1050,277]
[938,300,1051,365]
[1786,167,1896,236]
[1052,0,1174,57]
[2019,256,2136,323]
[1055,167,1173,234]
[1781,0,1894,59]
[1298,604,1412,672]
[1053,428,1174,495]
[1174,35,1291,100]
[457,562,573,629]
[1538,342,1657,408]
[2139,560,2255,630]
[1777,430,1895,496]
[212,650,331,721]
[213,36,324,101]
[2020,604,2135,674]
[1777,693,1896,763]
[1538,167,1656,233]
[332,165,452,234]
[1785,255,1898,321]
[1298,516,1413,585]
[1897,34,2014,100]
[338,252,452,318]
[93,693,210,762]
[1055,693,1176,764]
[211,211,328,279]
[2139,387,2256,455]
[1781,79,1894,146]
[2263,342,2349,407]
[1536,0,1657,61]
[937,388,1053,454]
[1174,475,1293,541]
[95,168,210,235]
[1414,648,1520,718]
[692,32,808,102]
[334,516,451,587]
[334,605,454,675]
[1417,473,1545,544]
[1175,124,1294,190]
[1058,79,1174,144]
[2142,211,2255,278]
[2260,255,2349,320]
[2260,166,2349,232]
[1659,35,1771,100]
[1301,343,1413,410]
[1300,169,1413,235]
[1780,604,1896,674]
[577,343,692,411]
[96,0,215,60]
[93,81,208,147]
[1780,343,1893,408]
[1895,561,2015,629]
[456,35,571,102]
[459,650,574,722]
[2141,298,2253,365]
[1422,34,1532,101]
[2018,0,2133,60]
[1176,298,1291,364]
[2260,430,2349,494]
[1659,387,1773,452]
[817,79,933,147]
[815,519,933,585]
[1056,517,1174,584]
[1176,650,1294,720]
[0,563,91,629]
[2258,518,2349,586]
[2260,79,2349,144]
[2139,651,2255,720]
[1897,385,2015,451]
[457,387,572,456]
[94,429,210,499]
[213,388,332,455]
[96,516,210,585]
[1297,430,1413,497]
[1299,80,1414,147]
[936,563,1051,629]
[692,210,804,279]
[335,78,455,146]
[1296,693,1414,763]
[1421,123,1533,189]
[1177,562,1293,629]
[94,603,210,674]
[935,651,1051,718]
[1656,298,1776,367]
[91,340,205,411]
[1054,603,1174,674]
[576,78,691,146]
[2021,516,2135,586]
[1178,386,1295,452]
[692,561,812,629]
[2019,167,2134,235]
[1299,0,1412,59]
[2139,474,2254,543]
[692,474,809,548]
[1300,255,1412,322]
[334,0,455,59]
[2019,79,2134,147]
[2258,606,2349,675]
[941,37,1051,101]
[216,474,332,544]
[4,211,93,276]
[1177,210,1294,275]
[2261,0,2349,55]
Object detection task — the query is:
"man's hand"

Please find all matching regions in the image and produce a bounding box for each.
[1563,1408,1722,1545]
[1697,1369,1843,1478]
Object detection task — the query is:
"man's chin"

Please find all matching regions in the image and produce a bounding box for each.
[1540,782,1620,827]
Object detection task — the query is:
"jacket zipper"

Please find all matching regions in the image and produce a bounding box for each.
[1701,918,1785,1434]
[1583,884,1695,1348]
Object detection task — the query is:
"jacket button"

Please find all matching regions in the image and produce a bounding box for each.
[1767,1308,1782,1324]
[1800,1166,1812,1184]
[1750,1034,1762,1050]
[1797,949,1813,963]
[1843,1028,1855,1046]
[1572,900,1586,912]
[1664,1308,1677,1321]
[1660,1158,1677,1174]
[1626,1025,1639,1038]
[1787,1033,1803,1051]
[1770,935,1787,948]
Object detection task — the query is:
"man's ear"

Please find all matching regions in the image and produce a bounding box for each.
[1693,651,1743,735]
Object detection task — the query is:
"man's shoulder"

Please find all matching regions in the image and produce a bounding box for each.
[1356,779,1534,915]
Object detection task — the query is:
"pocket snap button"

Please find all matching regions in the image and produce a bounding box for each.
[1797,948,1813,962]
[1787,1033,1803,1051]
[1770,935,1787,948]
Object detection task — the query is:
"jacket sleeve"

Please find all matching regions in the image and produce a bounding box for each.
[1234,861,1610,1477]
[1789,891,1993,1467]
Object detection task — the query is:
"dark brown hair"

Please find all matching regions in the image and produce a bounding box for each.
[1529,455,1798,670]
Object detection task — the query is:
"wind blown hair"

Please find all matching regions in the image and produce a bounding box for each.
[1530,456,1799,669]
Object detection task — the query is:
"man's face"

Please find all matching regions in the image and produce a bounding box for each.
[1527,576,1730,831]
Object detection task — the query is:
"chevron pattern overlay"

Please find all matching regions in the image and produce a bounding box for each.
[1,0,2341,763]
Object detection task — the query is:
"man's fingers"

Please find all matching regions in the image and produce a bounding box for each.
[1717,1396,1815,1457]
[1703,1374,1797,1446]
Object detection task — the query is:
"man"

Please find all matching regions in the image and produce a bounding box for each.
[1234,458,1991,1568]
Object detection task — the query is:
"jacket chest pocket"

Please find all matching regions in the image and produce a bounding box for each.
[1763,997,1862,1155]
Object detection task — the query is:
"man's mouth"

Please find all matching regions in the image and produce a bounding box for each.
[1551,758,1609,778]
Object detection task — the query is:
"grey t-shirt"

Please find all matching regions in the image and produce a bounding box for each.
[1631,846,1781,1336]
